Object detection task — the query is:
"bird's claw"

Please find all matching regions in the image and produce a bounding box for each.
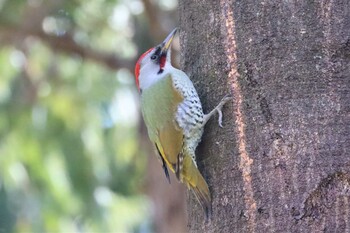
[216,94,232,127]
[202,94,232,128]
[221,94,233,103]
[217,108,223,127]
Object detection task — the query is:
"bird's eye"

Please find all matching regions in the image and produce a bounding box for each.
[151,55,158,60]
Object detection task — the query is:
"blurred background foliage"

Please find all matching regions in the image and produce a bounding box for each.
[0,0,178,232]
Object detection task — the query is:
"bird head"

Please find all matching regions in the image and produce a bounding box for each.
[134,28,177,91]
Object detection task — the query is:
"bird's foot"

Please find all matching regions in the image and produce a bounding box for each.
[216,94,232,127]
[203,94,232,127]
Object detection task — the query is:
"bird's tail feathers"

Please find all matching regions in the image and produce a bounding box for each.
[182,155,212,218]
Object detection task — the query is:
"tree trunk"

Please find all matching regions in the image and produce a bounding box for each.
[179,0,350,232]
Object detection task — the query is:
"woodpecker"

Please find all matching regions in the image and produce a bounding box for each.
[135,28,231,216]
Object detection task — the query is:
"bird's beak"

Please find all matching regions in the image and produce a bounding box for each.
[160,28,177,54]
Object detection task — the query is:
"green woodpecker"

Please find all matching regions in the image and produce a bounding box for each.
[135,28,230,216]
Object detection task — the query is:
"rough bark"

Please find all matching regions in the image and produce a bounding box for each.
[179,0,350,232]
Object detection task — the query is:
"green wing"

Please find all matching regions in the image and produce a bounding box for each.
[141,74,184,175]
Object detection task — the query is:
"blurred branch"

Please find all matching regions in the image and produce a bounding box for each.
[0,0,134,72]
[36,31,134,71]
[0,25,134,71]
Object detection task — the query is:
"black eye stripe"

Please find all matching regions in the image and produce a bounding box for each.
[154,47,161,56]
[150,46,163,62]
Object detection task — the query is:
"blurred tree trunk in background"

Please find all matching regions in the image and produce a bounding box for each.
[142,124,187,233]
[179,0,350,232]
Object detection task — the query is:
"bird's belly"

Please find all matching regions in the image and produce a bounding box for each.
[176,99,204,150]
